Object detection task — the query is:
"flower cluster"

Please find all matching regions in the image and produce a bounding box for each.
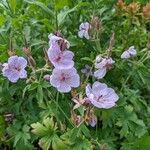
[77,24,120,110]
[2,56,27,83]
[48,33,80,93]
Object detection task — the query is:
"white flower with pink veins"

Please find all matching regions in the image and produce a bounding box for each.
[94,55,115,79]
[78,22,91,39]
[50,67,80,93]
[121,46,137,59]
[86,81,119,109]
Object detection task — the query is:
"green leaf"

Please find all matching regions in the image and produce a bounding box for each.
[137,135,150,150]
[0,15,5,26]
[55,0,69,10]
[24,0,54,16]
[81,57,93,63]
[36,85,43,104]
[13,125,31,147]
[8,0,17,13]
[0,116,5,138]
[57,2,89,26]
[31,118,59,150]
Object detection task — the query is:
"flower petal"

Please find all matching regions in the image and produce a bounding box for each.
[86,84,92,97]
[78,30,85,38]
[19,69,27,78]
[18,57,27,68]
[84,31,90,39]
[67,74,80,87]
[57,83,71,93]
[94,68,106,79]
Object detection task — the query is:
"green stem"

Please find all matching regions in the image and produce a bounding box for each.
[55,10,58,31]
[56,91,59,111]
[47,90,75,128]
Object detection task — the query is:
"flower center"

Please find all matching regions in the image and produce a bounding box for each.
[81,27,87,31]
[96,95,103,102]
[60,73,70,82]
[56,55,61,62]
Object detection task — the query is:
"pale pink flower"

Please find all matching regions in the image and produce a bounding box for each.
[86,81,119,109]
[47,46,74,69]
[50,68,80,93]
[48,33,70,49]
[94,55,115,79]
[2,56,27,83]
[121,46,137,59]
[78,22,90,39]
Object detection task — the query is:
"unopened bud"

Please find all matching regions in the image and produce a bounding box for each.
[91,16,102,31]
[43,74,50,81]
[54,31,63,37]
[8,50,16,56]
[23,47,31,56]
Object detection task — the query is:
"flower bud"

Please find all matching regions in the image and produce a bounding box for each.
[8,50,16,56]
[23,47,31,56]
[43,74,51,81]
[91,16,102,31]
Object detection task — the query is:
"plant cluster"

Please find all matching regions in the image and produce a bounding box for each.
[0,0,150,150]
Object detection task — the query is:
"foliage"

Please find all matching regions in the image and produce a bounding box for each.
[0,0,150,149]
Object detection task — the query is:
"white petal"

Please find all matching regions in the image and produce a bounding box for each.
[68,74,80,87]
[128,47,137,56]
[121,51,130,59]
[19,69,27,78]
[50,76,60,88]
[86,84,92,97]
[84,22,90,30]
[18,57,27,68]
[57,83,71,93]
[84,31,90,39]
[78,30,84,38]
[92,81,108,97]
[94,68,107,79]
[103,88,119,102]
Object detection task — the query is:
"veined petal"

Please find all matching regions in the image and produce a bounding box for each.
[94,68,107,79]
[57,83,71,93]
[78,30,85,38]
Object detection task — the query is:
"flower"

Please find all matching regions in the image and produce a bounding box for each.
[78,22,90,39]
[48,33,70,49]
[94,55,115,79]
[2,56,27,83]
[121,46,137,59]
[50,67,80,93]
[85,81,119,109]
[47,46,74,69]
[81,64,93,76]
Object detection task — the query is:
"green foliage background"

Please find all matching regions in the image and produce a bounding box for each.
[0,0,150,149]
